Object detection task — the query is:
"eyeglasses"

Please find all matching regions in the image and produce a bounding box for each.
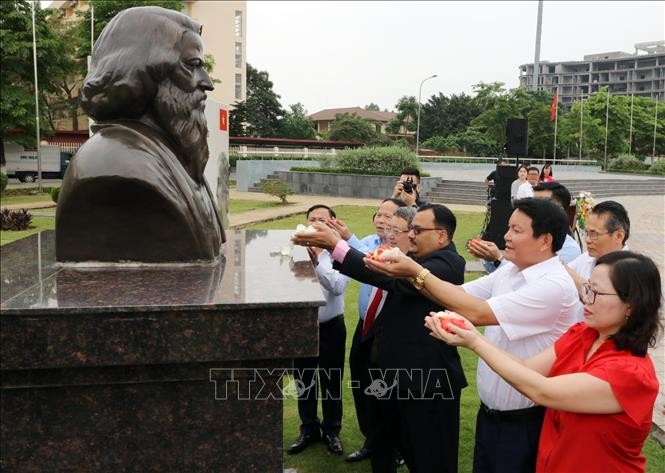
[407,225,445,236]
[585,230,612,241]
[385,227,409,236]
[582,284,618,305]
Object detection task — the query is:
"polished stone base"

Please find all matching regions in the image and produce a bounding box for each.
[1,230,323,472]
[2,363,284,472]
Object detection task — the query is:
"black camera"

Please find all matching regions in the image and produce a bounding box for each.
[402,178,415,194]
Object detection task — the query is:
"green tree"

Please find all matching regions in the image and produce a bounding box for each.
[557,98,604,159]
[278,103,316,139]
[229,64,284,137]
[42,19,86,131]
[581,88,630,160]
[629,96,665,158]
[526,101,555,159]
[469,82,518,147]
[327,113,377,143]
[444,128,500,157]
[364,102,380,111]
[386,95,418,134]
[228,100,248,136]
[420,92,482,141]
[0,0,68,156]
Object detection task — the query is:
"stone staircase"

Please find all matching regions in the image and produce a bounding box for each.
[425,178,665,206]
[250,172,665,205]
[248,172,282,192]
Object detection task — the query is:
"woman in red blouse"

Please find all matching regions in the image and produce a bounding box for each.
[540,163,555,182]
[425,251,660,473]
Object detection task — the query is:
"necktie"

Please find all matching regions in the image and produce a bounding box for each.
[362,288,383,337]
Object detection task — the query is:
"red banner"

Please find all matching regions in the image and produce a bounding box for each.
[219,109,228,131]
[550,91,558,121]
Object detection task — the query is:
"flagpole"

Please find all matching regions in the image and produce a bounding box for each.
[553,86,559,163]
[653,97,659,160]
[579,92,584,160]
[31,0,42,193]
[604,89,610,169]
[628,93,634,155]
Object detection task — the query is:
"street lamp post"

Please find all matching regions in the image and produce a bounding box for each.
[415,74,437,158]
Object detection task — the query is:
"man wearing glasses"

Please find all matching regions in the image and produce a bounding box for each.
[565,201,630,321]
[363,198,579,473]
[326,198,406,463]
[292,204,467,473]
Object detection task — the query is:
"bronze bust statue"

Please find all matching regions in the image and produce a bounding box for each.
[56,6,225,263]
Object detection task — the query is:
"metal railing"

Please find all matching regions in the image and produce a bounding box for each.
[230,145,337,159]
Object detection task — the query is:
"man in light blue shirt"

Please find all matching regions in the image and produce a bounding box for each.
[327,197,406,463]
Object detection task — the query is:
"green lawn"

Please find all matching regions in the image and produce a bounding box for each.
[245,207,665,473]
[229,199,289,214]
[0,193,54,206]
[0,215,56,246]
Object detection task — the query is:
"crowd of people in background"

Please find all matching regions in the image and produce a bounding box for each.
[286,167,661,473]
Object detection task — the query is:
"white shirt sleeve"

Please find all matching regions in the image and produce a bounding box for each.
[315,251,349,296]
[462,269,499,300]
[516,182,533,200]
[487,276,570,341]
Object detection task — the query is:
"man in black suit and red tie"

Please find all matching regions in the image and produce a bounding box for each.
[293,204,467,473]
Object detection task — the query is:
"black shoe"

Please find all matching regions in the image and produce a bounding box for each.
[287,431,320,455]
[323,434,343,455]
[345,446,371,462]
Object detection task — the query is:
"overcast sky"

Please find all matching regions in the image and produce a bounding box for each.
[247,1,664,114]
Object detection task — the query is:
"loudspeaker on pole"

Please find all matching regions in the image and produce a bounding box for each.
[506,118,528,157]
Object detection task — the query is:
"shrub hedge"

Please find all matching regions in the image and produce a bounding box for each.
[333,146,420,175]
[649,159,665,175]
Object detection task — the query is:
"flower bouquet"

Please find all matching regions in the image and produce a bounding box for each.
[575,192,594,230]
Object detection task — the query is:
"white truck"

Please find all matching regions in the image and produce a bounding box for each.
[1,142,71,182]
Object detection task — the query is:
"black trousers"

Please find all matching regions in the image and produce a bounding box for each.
[349,318,373,449]
[293,315,346,437]
[369,392,461,473]
[472,404,545,473]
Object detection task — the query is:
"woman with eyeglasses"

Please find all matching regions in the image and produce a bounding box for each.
[424,251,661,473]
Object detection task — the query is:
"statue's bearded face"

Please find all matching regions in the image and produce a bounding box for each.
[151,32,213,184]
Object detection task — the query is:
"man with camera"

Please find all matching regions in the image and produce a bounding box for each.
[392,168,427,207]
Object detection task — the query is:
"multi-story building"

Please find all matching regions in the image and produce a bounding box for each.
[183,1,246,106]
[47,1,246,131]
[519,40,665,105]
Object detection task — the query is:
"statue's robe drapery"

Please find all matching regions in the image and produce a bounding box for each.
[56,120,224,263]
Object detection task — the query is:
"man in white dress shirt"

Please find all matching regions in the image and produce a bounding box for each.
[565,200,630,321]
[287,204,350,456]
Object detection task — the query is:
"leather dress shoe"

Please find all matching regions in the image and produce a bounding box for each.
[323,434,343,455]
[345,446,371,462]
[287,431,320,454]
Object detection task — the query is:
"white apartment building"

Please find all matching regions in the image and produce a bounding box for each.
[183,1,246,106]
[519,41,665,105]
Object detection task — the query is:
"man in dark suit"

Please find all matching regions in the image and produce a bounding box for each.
[293,204,467,473]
